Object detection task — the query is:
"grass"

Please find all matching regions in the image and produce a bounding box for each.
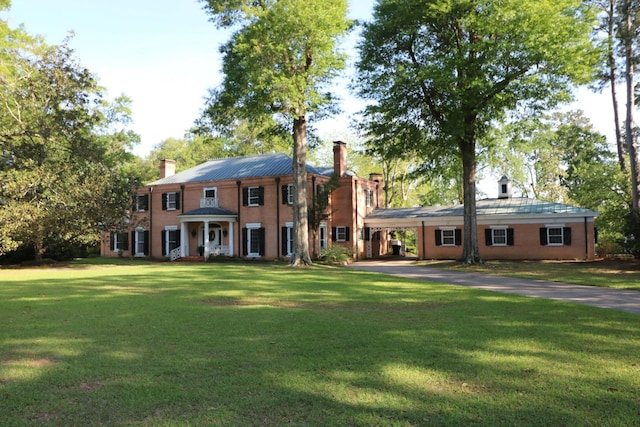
[1,259,639,426]
[416,259,640,291]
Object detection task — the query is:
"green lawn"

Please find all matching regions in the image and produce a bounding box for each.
[1,259,638,426]
[417,259,640,291]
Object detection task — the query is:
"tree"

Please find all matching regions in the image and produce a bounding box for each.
[355,0,598,263]
[199,0,351,266]
[0,35,139,261]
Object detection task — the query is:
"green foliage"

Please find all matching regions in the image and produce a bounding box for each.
[0,33,140,261]
[318,244,353,264]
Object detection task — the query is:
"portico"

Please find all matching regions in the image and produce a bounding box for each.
[177,201,238,258]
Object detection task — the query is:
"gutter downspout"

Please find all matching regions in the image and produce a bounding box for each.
[584,217,588,260]
[237,180,242,256]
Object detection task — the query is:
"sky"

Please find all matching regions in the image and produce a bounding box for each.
[3,0,617,197]
[3,0,374,157]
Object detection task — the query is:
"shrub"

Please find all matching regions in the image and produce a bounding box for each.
[318,245,354,264]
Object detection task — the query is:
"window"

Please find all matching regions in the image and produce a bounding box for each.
[319,223,328,250]
[540,226,571,246]
[282,222,294,257]
[111,232,128,252]
[243,186,264,206]
[282,184,294,205]
[133,229,149,256]
[135,194,148,212]
[161,227,180,256]
[435,228,461,246]
[333,226,349,242]
[485,228,514,246]
[365,189,374,208]
[161,192,180,211]
[243,223,265,257]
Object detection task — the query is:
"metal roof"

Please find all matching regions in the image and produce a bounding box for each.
[178,207,238,217]
[148,153,331,186]
[366,198,598,220]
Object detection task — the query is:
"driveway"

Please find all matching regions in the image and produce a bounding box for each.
[348,260,640,315]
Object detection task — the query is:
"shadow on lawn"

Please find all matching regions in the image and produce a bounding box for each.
[0,263,638,425]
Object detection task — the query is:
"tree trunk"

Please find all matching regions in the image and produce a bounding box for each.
[623,1,640,210]
[607,0,626,172]
[459,137,482,264]
[290,115,312,266]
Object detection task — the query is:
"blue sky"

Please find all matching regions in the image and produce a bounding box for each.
[3,0,614,189]
[4,0,374,156]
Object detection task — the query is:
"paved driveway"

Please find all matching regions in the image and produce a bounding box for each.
[348,260,640,315]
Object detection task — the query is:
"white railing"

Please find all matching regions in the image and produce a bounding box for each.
[200,197,219,208]
[208,244,228,256]
[170,246,181,261]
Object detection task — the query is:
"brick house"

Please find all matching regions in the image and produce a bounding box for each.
[101,142,386,260]
[364,176,599,260]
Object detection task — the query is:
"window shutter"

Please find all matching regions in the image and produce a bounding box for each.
[332,227,337,242]
[563,227,572,245]
[507,228,515,246]
[282,185,288,204]
[454,229,462,246]
[242,228,248,255]
[161,231,166,256]
[161,193,168,210]
[175,192,180,210]
[435,230,442,246]
[259,228,266,255]
[110,232,115,251]
[176,230,181,247]
[258,187,264,206]
[364,227,371,241]
[143,231,150,255]
[281,227,287,256]
[539,228,548,245]
[345,227,350,242]
[242,188,249,206]
[132,231,136,252]
[121,232,129,251]
[484,229,492,246]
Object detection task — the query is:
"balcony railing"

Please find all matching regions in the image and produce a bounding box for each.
[200,197,219,208]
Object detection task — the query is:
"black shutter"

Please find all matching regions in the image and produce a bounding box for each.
[345,227,350,242]
[141,194,149,211]
[563,227,572,245]
[485,229,492,246]
[364,227,371,241]
[121,232,129,251]
[242,228,248,255]
[258,187,265,206]
[161,193,168,210]
[259,228,266,255]
[282,185,289,204]
[507,228,515,246]
[454,229,462,246]
[132,231,136,253]
[435,230,442,246]
[281,227,288,256]
[539,228,548,245]
[176,230,181,248]
[175,192,180,210]
[332,227,337,242]
[143,231,150,255]
[110,232,115,251]
[161,231,166,256]
[242,188,249,206]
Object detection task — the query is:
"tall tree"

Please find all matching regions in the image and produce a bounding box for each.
[355,0,598,263]
[0,35,139,261]
[200,0,351,266]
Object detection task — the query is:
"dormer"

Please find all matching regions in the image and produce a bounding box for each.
[498,175,512,199]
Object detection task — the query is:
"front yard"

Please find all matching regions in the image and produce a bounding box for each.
[1,260,638,426]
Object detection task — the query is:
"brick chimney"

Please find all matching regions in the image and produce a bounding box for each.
[333,141,347,177]
[159,159,176,179]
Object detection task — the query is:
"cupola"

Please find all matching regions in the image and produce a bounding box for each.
[498,175,512,199]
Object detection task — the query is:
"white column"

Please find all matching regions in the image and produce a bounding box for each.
[180,222,187,257]
[204,221,210,258]
[228,221,234,256]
